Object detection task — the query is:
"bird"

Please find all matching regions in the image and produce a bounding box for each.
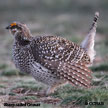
[6,12,99,94]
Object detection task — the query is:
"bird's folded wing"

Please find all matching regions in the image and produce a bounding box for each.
[56,62,92,88]
[39,58,92,88]
[31,36,91,65]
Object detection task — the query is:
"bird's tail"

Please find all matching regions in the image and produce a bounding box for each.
[81,12,99,63]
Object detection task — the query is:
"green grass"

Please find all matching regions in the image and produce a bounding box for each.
[91,64,108,71]
[52,85,108,107]
[0,64,8,69]
[9,80,44,95]
[1,68,27,76]
[0,85,6,88]
[0,63,27,76]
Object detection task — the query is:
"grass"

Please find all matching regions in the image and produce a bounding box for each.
[52,85,108,107]
[1,69,22,76]
[11,83,43,92]
[0,71,108,108]
[0,64,8,69]
[91,64,108,71]
[0,64,27,76]
[0,85,6,88]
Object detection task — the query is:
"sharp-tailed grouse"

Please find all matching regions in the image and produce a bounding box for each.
[6,12,99,94]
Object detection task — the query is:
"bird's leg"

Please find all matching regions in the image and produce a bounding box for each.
[37,83,65,96]
[36,85,58,96]
[46,85,57,95]
[46,81,68,95]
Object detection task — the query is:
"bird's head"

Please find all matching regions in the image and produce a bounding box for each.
[6,22,32,39]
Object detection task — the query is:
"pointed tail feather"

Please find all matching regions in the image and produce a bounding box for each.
[81,12,99,63]
[90,12,99,31]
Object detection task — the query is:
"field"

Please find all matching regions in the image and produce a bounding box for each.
[0,0,108,108]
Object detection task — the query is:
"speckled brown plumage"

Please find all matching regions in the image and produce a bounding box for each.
[6,12,99,94]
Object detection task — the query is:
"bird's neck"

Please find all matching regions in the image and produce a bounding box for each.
[14,32,31,46]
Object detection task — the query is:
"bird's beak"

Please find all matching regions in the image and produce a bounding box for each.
[5,25,11,29]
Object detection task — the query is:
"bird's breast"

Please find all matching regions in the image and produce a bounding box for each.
[12,46,33,73]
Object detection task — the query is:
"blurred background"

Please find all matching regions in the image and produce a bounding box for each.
[0,0,108,63]
[0,0,108,65]
[0,0,108,108]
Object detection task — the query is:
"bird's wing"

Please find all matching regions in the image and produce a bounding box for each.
[30,36,92,88]
[56,61,92,88]
[31,36,90,64]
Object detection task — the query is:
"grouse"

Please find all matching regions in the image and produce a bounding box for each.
[6,12,99,94]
